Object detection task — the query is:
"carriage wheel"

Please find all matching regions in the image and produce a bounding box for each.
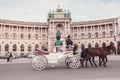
[66,56,80,69]
[32,55,48,70]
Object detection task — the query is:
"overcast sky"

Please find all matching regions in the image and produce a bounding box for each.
[0,0,120,22]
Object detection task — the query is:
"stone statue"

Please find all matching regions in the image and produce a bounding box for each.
[56,5,63,12]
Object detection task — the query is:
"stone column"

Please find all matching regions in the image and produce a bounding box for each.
[49,22,51,35]
[106,24,109,37]
[73,27,74,38]
[65,21,66,36]
[53,21,54,35]
[77,27,78,38]
[41,27,42,39]
[108,24,110,37]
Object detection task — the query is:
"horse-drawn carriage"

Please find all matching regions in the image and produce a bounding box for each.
[32,48,80,70]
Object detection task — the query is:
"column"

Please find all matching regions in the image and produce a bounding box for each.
[73,27,74,38]
[77,27,78,38]
[41,27,42,39]
[53,21,54,35]
[49,22,51,35]
[68,21,70,35]
[85,26,87,38]
[45,27,46,39]
[65,21,66,36]
[93,26,95,38]
[33,27,35,39]
[106,24,108,37]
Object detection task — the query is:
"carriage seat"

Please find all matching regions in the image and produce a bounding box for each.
[35,48,49,55]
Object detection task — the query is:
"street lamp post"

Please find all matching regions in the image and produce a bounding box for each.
[114,35,118,55]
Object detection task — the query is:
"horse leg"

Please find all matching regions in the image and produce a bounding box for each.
[89,57,93,66]
[103,56,108,67]
[85,59,88,67]
[99,56,102,67]
[80,59,84,67]
[92,57,97,67]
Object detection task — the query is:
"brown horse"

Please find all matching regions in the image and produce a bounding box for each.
[80,43,115,67]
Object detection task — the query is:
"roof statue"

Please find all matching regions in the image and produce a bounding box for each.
[56,5,63,12]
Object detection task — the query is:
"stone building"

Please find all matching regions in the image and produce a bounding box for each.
[0,7,120,54]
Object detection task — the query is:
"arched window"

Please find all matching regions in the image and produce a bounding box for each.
[13,44,17,51]
[110,42,114,45]
[88,43,92,48]
[28,44,32,51]
[20,44,24,51]
[102,42,106,47]
[95,43,99,47]
[81,43,85,51]
[5,44,9,51]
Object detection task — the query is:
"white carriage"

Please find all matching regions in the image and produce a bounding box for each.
[32,48,80,70]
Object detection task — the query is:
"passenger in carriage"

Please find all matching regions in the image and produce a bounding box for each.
[42,44,48,51]
[66,35,73,50]
[73,43,78,55]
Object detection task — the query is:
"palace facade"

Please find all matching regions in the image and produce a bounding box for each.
[0,7,120,54]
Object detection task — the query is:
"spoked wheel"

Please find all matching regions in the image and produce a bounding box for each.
[32,55,48,70]
[66,56,80,69]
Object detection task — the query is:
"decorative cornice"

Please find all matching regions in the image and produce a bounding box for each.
[0,19,48,26]
[71,17,118,26]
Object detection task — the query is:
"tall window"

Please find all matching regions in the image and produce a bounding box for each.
[102,42,106,48]
[95,43,99,47]
[21,34,24,39]
[5,33,9,39]
[20,44,24,51]
[35,44,39,50]
[5,44,9,51]
[81,27,84,31]
[110,31,113,37]
[13,33,17,39]
[95,32,98,37]
[28,34,31,39]
[81,33,84,38]
[74,34,77,38]
[95,26,98,30]
[28,44,32,51]
[102,31,106,37]
[88,33,91,38]
[88,43,92,48]
[81,43,85,51]
[0,45,1,52]
[13,44,17,51]
[35,34,38,39]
